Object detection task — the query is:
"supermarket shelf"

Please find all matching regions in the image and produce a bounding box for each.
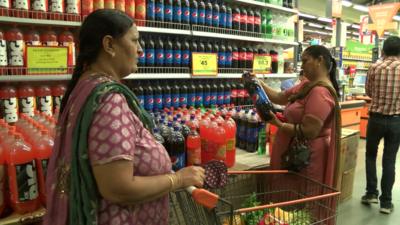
[125,73,297,79]
[0,74,72,82]
[356,68,369,71]
[0,207,46,225]
[233,0,298,14]
[191,30,298,46]
[342,58,372,62]
[0,16,81,27]
[137,26,191,35]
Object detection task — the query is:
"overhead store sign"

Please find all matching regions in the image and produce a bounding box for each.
[326,0,343,18]
[192,53,218,76]
[345,40,374,54]
[368,3,400,37]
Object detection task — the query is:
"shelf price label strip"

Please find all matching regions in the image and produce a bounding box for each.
[253,54,272,74]
[191,53,218,76]
[26,46,68,75]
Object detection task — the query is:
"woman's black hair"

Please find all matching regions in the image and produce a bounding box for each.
[304,45,340,98]
[60,9,134,113]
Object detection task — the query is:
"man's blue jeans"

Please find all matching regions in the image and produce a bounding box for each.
[366,113,400,206]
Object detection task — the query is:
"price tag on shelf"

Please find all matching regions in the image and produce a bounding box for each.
[252,54,272,74]
[26,46,68,75]
[192,53,218,76]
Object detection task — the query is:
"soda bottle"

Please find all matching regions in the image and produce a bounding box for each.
[217,81,224,106]
[138,37,146,66]
[0,29,7,75]
[187,81,196,108]
[247,8,254,32]
[173,38,182,67]
[232,44,239,68]
[155,37,164,67]
[180,119,190,138]
[218,42,226,68]
[203,80,211,107]
[205,41,213,53]
[198,0,205,25]
[125,0,135,18]
[226,43,232,68]
[41,29,58,46]
[134,81,145,108]
[6,133,40,214]
[162,81,172,109]
[199,115,211,162]
[146,37,155,67]
[164,0,173,22]
[147,0,156,21]
[65,0,81,15]
[0,86,18,124]
[212,41,219,54]
[33,129,53,206]
[270,50,278,73]
[257,122,266,155]
[205,0,212,26]
[165,37,174,67]
[17,86,36,118]
[242,71,275,121]
[230,82,238,106]
[261,10,267,34]
[195,81,203,107]
[144,81,154,111]
[254,9,261,33]
[186,124,201,166]
[190,0,198,25]
[225,3,232,29]
[237,82,245,105]
[208,120,226,162]
[219,1,226,28]
[166,126,186,171]
[160,121,173,140]
[104,0,115,9]
[239,45,246,68]
[11,0,29,17]
[232,6,240,30]
[179,81,188,108]
[6,27,24,75]
[238,109,248,149]
[182,0,190,24]
[240,8,247,31]
[24,29,41,47]
[265,9,273,39]
[93,0,104,10]
[224,114,236,167]
[246,46,254,69]
[51,84,66,113]
[186,114,199,130]
[182,38,190,67]
[197,39,205,52]
[172,81,180,109]
[155,0,164,22]
[173,0,182,23]
[224,81,231,105]
[154,81,163,111]
[210,80,218,106]
[135,0,146,26]
[212,0,219,27]
[35,86,53,116]
[246,111,258,152]
[58,29,76,72]
[153,127,165,146]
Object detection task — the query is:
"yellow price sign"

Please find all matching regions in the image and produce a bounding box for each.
[26,46,68,75]
[192,53,218,76]
[253,54,272,74]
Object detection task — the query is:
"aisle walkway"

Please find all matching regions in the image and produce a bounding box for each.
[337,139,400,225]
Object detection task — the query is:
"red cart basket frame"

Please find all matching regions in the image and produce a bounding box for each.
[170,170,340,225]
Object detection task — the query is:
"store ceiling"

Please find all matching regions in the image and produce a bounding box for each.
[298,0,400,24]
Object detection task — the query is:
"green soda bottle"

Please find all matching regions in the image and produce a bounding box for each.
[257,124,267,155]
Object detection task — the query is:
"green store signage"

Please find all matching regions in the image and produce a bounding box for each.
[345,40,374,54]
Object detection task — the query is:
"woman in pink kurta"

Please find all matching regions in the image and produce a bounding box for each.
[258,45,341,187]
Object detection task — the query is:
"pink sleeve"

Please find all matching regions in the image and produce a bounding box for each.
[88,93,137,166]
[304,87,335,122]
[284,80,309,98]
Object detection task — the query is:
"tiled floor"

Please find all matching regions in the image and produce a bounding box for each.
[337,139,400,225]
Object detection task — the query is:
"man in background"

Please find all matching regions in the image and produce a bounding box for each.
[362,36,400,214]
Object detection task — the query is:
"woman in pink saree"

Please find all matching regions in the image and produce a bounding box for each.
[44,10,205,225]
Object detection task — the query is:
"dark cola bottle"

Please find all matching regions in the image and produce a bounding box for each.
[241,71,275,121]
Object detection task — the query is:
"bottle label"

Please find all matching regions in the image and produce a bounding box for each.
[216,144,226,160]
[0,40,7,66]
[217,93,224,102]
[172,95,180,107]
[195,94,203,104]
[206,10,212,21]
[155,95,163,109]
[147,3,156,17]
[219,13,226,26]
[182,50,190,65]
[238,89,245,98]
[0,97,18,123]
[156,51,164,60]
[7,40,24,66]
[191,10,198,20]
[171,152,186,171]
[155,4,164,19]
[188,93,196,105]
[37,96,53,116]
[180,96,187,105]
[254,16,261,25]
[15,161,39,202]
[199,9,205,19]
[165,50,173,63]
[231,89,238,98]
[247,15,254,24]
[187,147,201,165]
[18,97,36,117]
[139,51,146,64]
[174,51,182,60]
[218,53,226,62]
[240,14,247,23]
[233,13,240,22]
[226,52,232,64]
[183,7,190,20]
[145,95,154,109]
[233,52,239,60]
[239,52,246,60]
[247,52,254,61]
[165,5,173,18]
[53,95,62,111]
[213,14,219,21]
[227,14,232,26]
[138,95,145,107]
[173,7,182,21]
[227,139,235,151]
[146,49,155,62]
[224,92,231,103]
[163,95,171,108]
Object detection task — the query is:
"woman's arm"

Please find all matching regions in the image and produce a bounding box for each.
[259,79,289,105]
[92,161,204,205]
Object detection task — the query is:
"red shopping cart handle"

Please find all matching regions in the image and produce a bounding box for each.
[228,170,289,175]
[186,186,219,210]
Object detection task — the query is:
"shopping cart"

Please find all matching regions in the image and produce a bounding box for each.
[171,170,340,225]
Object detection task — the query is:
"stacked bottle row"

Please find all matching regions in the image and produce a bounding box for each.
[0,28,75,74]
[138,35,284,70]
[0,113,55,217]
[261,9,295,41]
[129,79,253,112]
[0,84,66,123]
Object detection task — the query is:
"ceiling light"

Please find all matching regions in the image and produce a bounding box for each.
[384,32,390,35]
[324,27,333,31]
[351,24,361,29]
[342,0,352,7]
[318,17,333,23]
[353,4,369,12]
[393,16,400,21]
[352,32,360,35]
[308,23,324,29]
[299,13,317,19]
